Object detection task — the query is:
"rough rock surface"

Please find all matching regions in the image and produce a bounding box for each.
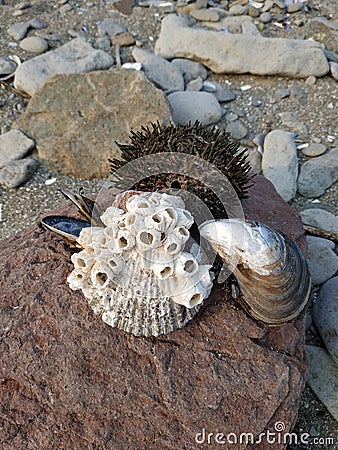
[14,38,114,96]
[0,175,307,450]
[154,15,329,78]
[14,70,172,178]
[0,129,35,168]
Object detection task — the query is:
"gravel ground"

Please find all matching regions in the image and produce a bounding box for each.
[0,0,337,448]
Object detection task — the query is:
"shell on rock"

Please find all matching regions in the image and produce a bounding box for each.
[66,191,214,337]
[199,219,312,325]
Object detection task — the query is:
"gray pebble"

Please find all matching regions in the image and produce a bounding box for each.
[290,85,307,105]
[7,22,30,40]
[297,147,338,197]
[0,158,39,188]
[132,48,184,93]
[229,4,247,15]
[306,235,335,250]
[59,4,73,13]
[97,19,127,37]
[248,5,260,18]
[185,77,203,91]
[301,142,327,157]
[329,62,338,81]
[306,236,338,286]
[301,208,338,233]
[262,0,274,12]
[225,111,238,122]
[0,129,35,168]
[287,2,303,13]
[202,81,217,93]
[305,75,317,86]
[245,147,262,174]
[279,111,308,138]
[225,120,248,140]
[167,91,222,125]
[171,58,207,83]
[214,87,236,103]
[20,36,48,54]
[313,277,338,365]
[95,36,111,52]
[190,8,220,22]
[262,129,298,201]
[28,18,48,30]
[306,345,338,422]
[275,88,290,99]
[0,57,17,76]
[259,12,272,24]
[274,0,286,8]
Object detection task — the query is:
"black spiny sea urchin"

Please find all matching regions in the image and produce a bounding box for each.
[109,121,254,219]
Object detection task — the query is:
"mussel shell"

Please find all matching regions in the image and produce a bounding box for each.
[233,233,311,325]
[40,215,91,245]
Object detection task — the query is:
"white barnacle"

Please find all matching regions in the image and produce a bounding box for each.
[68,191,215,337]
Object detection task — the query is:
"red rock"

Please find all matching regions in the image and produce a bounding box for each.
[0,175,307,449]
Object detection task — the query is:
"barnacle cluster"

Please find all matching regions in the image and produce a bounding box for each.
[67,192,214,335]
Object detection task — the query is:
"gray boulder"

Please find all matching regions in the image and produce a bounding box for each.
[14,38,114,96]
[155,15,329,78]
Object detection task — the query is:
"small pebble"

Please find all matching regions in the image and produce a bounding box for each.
[305,75,316,86]
[0,158,39,188]
[329,62,338,81]
[202,81,217,92]
[301,143,327,157]
[45,177,57,185]
[111,32,135,47]
[225,120,248,139]
[229,4,247,15]
[275,88,290,99]
[185,77,203,91]
[287,2,303,13]
[259,12,272,23]
[20,36,49,54]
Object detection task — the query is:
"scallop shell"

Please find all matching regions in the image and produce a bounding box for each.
[67,191,214,336]
[199,219,311,325]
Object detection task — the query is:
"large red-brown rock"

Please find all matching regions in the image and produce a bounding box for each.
[0,175,307,450]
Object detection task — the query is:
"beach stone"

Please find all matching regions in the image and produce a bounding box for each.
[289,86,307,105]
[14,70,172,178]
[0,157,38,188]
[259,12,272,23]
[0,129,35,168]
[241,21,260,36]
[202,15,254,32]
[300,209,338,233]
[0,175,308,449]
[245,147,262,174]
[225,119,248,140]
[306,236,338,286]
[214,86,236,102]
[330,62,338,81]
[167,91,222,125]
[97,18,128,36]
[313,277,338,365]
[190,8,219,22]
[303,17,338,52]
[287,2,303,13]
[306,345,338,422]
[155,14,329,78]
[132,48,184,93]
[111,32,135,47]
[297,147,338,198]
[301,143,327,157]
[171,58,207,83]
[7,18,47,40]
[14,38,114,96]
[229,4,247,15]
[19,36,48,54]
[306,236,335,250]
[275,88,290,99]
[279,111,308,138]
[0,57,17,76]
[262,130,298,202]
[185,77,203,91]
[248,4,260,18]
